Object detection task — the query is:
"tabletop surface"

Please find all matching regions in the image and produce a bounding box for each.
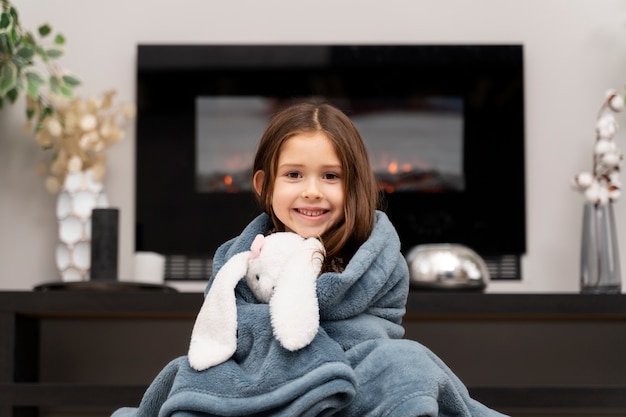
[1,290,625,320]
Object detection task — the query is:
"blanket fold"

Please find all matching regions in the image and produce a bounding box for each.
[112,211,507,417]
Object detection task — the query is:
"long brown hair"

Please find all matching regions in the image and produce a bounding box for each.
[253,102,380,268]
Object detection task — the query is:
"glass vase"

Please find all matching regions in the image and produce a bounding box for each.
[580,202,622,294]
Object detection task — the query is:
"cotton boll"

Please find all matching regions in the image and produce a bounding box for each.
[595,139,614,154]
[584,182,599,201]
[609,94,625,112]
[598,188,611,205]
[601,151,622,168]
[584,181,611,204]
[585,188,599,204]
[609,172,622,187]
[597,114,617,139]
[574,172,594,189]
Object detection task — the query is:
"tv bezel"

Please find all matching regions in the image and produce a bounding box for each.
[135,44,526,276]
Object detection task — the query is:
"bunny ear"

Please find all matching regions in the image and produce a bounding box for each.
[250,234,265,258]
[269,240,324,351]
[188,251,250,371]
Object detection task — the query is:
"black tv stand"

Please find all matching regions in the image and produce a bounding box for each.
[2,291,626,416]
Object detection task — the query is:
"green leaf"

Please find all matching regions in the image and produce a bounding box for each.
[6,87,17,103]
[42,105,53,118]
[26,71,45,84]
[0,12,10,30]
[26,71,43,98]
[8,6,19,27]
[26,106,35,120]
[11,54,27,67]
[59,84,72,97]
[46,48,63,59]
[9,23,16,44]
[0,60,17,95]
[54,33,65,45]
[14,73,23,90]
[61,74,80,87]
[35,45,47,62]
[0,32,13,55]
[23,32,35,47]
[48,75,59,94]
[38,24,51,37]
[16,46,34,59]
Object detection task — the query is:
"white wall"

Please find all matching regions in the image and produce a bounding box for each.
[1,0,626,293]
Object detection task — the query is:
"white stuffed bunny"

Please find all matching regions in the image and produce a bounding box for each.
[188,232,325,371]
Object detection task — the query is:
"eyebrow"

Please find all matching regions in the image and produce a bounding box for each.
[278,163,343,170]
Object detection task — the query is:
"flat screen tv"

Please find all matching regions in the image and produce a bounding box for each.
[136,44,525,280]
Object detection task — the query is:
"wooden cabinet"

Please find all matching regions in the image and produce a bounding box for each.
[1,291,626,416]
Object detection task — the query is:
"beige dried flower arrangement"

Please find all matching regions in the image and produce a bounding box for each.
[28,90,135,193]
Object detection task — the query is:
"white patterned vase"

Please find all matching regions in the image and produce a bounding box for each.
[55,169,109,282]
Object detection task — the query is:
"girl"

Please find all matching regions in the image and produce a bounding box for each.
[251,102,378,273]
[113,102,507,417]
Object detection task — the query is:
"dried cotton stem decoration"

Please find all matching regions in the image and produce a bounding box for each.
[573,89,625,205]
[27,90,135,193]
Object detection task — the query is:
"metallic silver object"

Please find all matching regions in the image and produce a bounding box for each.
[405,244,489,291]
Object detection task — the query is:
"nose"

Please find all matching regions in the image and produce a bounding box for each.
[301,178,323,200]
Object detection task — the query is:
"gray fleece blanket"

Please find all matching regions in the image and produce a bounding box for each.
[112,211,507,417]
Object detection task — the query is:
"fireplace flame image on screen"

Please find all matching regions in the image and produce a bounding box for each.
[195,97,465,195]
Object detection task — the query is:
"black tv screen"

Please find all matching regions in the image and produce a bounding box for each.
[136,44,525,280]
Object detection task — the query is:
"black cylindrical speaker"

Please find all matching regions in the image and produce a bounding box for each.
[90,208,119,281]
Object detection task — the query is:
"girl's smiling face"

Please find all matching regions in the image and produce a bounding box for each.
[254,131,345,238]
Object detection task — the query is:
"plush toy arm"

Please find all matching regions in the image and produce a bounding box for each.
[270,240,324,351]
[188,251,250,371]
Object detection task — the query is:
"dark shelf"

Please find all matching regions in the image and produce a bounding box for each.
[0,290,203,318]
[2,291,625,319]
[2,291,626,416]
[404,292,626,320]
[0,383,144,406]
[471,386,626,410]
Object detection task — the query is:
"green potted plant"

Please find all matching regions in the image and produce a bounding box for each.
[0,0,133,193]
[0,0,80,128]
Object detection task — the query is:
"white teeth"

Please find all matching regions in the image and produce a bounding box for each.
[298,209,324,217]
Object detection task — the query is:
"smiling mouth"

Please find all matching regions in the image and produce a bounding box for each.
[296,209,327,217]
